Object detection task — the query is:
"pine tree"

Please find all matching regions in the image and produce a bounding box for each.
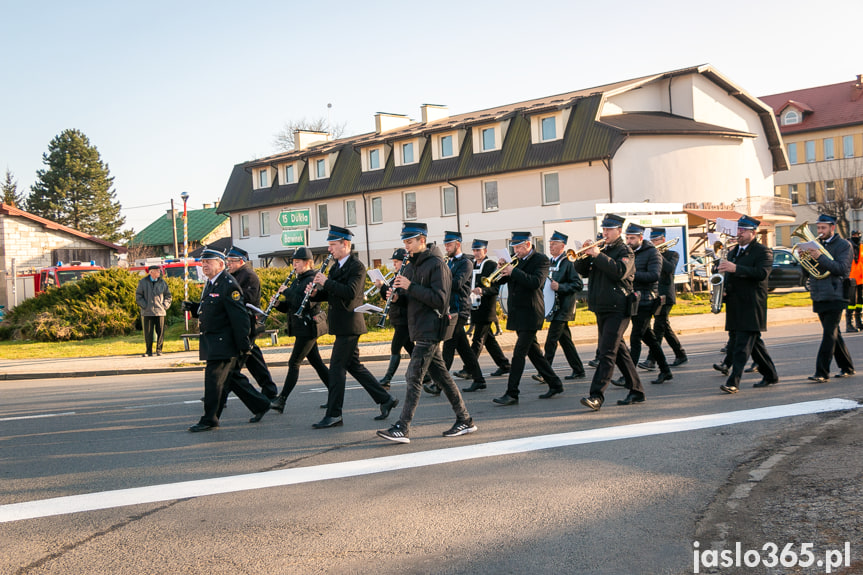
[28,129,126,241]
[2,168,24,207]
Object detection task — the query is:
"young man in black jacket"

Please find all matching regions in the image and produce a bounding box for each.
[377,223,476,444]
[641,228,687,368]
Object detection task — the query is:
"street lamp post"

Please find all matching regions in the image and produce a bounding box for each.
[181,191,190,330]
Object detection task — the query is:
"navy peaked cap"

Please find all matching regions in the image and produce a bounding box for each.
[601,214,625,229]
[816,214,837,225]
[550,230,568,243]
[625,223,645,235]
[327,225,353,241]
[737,215,760,230]
[471,239,488,249]
[401,222,428,240]
[650,227,666,239]
[201,247,227,261]
[227,246,249,261]
[510,231,532,246]
[392,248,408,260]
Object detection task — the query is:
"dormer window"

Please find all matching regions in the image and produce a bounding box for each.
[440,135,453,157]
[473,123,505,153]
[369,148,380,170]
[481,127,496,151]
[782,109,800,126]
[394,138,421,166]
[432,132,459,160]
[541,117,556,140]
[283,163,295,184]
[316,159,326,178]
[530,113,563,143]
[253,167,271,190]
[402,142,414,164]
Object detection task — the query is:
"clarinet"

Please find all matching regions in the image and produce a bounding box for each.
[262,269,296,319]
[294,254,333,318]
[377,254,410,328]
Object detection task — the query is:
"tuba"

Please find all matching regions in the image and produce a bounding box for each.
[790,222,832,279]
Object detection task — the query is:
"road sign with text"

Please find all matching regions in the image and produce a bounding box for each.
[279,209,311,228]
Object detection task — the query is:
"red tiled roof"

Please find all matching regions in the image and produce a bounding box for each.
[759,77,863,134]
[0,202,124,251]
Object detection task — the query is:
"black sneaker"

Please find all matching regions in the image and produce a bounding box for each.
[442,419,477,437]
[377,421,410,444]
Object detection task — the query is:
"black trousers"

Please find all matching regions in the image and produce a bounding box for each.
[142,315,165,354]
[506,330,561,398]
[390,323,415,356]
[399,339,470,429]
[630,305,670,373]
[199,357,271,426]
[649,304,685,359]
[245,343,278,398]
[470,320,511,369]
[815,309,854,378]
[278,336,330,400]
[544,320,584,374]
[443,316,484,382]
[589,313,643,401]
[324,335,391,418]
[725,330,778,388]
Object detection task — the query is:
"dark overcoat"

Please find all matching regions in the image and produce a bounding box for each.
[195,271,251,361]
[498,250,549,331]
[724,241,773,332]
[312,253,368,336]
[547,254,582,322]
[470,258,500,324]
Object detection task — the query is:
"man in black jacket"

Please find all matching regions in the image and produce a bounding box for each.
[184,248,271,432]
[492,231,563,406]
[309,225,399,428]
[803,214,855,383]
[641,228,687,369]
[226,246,279,399]
[533,230,585,383]
[574,214,644,411]
[718,215,779,394]
[377,223,476,444]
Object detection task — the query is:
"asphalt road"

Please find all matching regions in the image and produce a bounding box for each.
[1,324,861,575]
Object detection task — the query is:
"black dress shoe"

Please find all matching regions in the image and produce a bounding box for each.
[610,376,627,387]
[249,410,268,423]
[637,360,656,371]
[670,355,688,367]
[188,422,216,432]
[587,359,600,368]
[453,369,470,380]
[492,394,518,406]
[490,367,510,377]
[423,383,441,395]
[719,384,738,394]
[462,381,487,392]
[807,375,829,383]
[270,397,287,413]
[319,403,328,409]
[538,387,564,399]
[835,369,856,378]
[531,374,546,384]
[713,363,730,376]
[580,396,603,411]
[312,416,343,428]
[565,371,586,380]
[744,363,759,374]
[155,352,162,356]
[374,397,399,420]
[752,378,779,388]
[617,392,645,405]
[651,371,673,385]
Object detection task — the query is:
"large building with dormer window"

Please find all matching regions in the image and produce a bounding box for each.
[218,64,790,268]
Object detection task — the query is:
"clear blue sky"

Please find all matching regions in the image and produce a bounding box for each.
[2,0,861,235]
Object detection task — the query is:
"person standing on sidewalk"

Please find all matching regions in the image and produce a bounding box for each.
[309,225,399,429]
[226,246,279,400]
[135,265,172,357]
[575,215,644,411]
[847,229,862,333]
[376,248,414,388]
[640,228,687,368]
[804,214,855,383]
[533,230,585,384]
[719,215,780,394]
[377,222,476,444]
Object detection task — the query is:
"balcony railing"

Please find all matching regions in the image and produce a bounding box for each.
[734,196,796,220]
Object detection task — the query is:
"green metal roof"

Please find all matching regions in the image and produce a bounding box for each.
[131,207,228,247]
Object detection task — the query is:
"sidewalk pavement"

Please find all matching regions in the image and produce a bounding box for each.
[0,305,818,381]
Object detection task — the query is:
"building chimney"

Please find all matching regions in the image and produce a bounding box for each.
[166,209,177,221]
[294,130,331,151]
[203,203,212,209]
[853,74,863,102]
[375,112,411,134]
[421,104,448,123]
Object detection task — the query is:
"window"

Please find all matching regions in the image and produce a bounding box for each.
[787,143,797,164]
[846,179,857,199]
[240,214,250,238]
[542,173,559,204]
[540,116,556,141]
[260,211,270,236]
[806,182,817,204]
[774,186,782,197]
[316,159,326,179]
[805,140,815,163]
[825,180,835,202]
[402,142,414,164]
[284,164,294,184]
[481,127,495,151]
[774,250,794,265]
[441,186,456,216]
[258,169,268,188]
[789,184,799,205]
[440,135,453,157]
[368,149,380,170]
[403,191,417,220]
[483,181,498,211]
[844,135,854,158]
[824,138,834,160]
[370,196,383,224]
[782,110,799,125]
[345,199,357,227]
[317,204,328,229]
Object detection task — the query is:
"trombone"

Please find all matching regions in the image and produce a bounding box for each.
[790,222,833,279]
[565,239,606,262]
[481,258,519,287]
[655,237,679,253]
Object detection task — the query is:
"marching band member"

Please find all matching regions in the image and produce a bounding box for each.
[574,214,644,411]
[718,215,780,394]
[804,214,855,383]
[309,225,399,428]
[492,231,564,406]
[376,248,414,388]
[641,228,687,368]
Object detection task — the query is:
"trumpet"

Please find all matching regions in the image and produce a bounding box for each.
[655,237,679,253]
[481,258,519,287]
[364,271,394,299]
[790,222,833,279]
[565,239,606,262]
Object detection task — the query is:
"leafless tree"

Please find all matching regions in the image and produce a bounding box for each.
[272,117,348,152]
[806,156,863,237]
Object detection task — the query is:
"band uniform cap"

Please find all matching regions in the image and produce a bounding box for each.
[600,213,625,229]
[549,230,568,243]
[327,225,353,242]
[625,223,645,235]
[292,246,313,261]
[227,246,249,261]
[147,264,160,271]
[816,214,837,225]
[650,227,666,239]
[200,248,227,261]
[392,247,408,260]
[737,215,760,230]
[401,222,428,240]
[471,238,489,250]
[852,230,861,237]
[443,230,462,244]
[510,231,532,246]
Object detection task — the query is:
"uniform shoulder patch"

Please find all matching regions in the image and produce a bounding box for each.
[231,290,241,301]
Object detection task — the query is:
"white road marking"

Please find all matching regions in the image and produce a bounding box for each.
[0,412,76,422]
[0,398,857,523]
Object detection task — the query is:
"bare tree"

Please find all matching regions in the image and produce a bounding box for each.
[806,156,863,237]
[272,117,347,152]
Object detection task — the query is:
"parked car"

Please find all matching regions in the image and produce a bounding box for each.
[769,248,808,291]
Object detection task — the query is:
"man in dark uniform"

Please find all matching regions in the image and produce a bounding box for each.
[492,231,564,405]
[640,228,687,368]
[718,215,780,394]
[377,223,476,444]
[461,238,511,391]
[623,223,673,385]
[226,246,279,399]
[309,225,399,428]
[575,214,645,411]
[533,230,585,384]
[269,247,330,414]
[184,248,271,432]
[803,214,855,383]
[376,248,413,387]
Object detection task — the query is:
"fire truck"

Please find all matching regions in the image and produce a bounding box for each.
[21,262,105,295]
[129,258,205,283]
